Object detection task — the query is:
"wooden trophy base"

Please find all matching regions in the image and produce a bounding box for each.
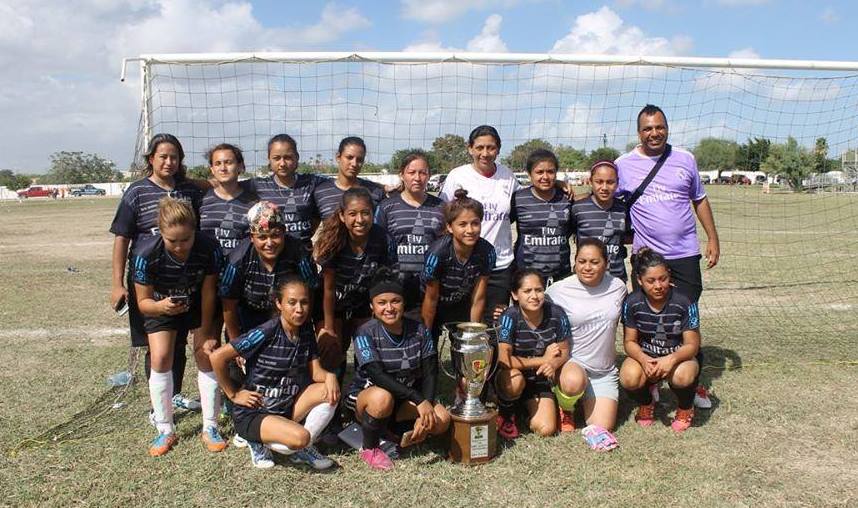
[448,409,497,465]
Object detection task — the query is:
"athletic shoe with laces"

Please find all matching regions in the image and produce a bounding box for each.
[289,445,335,470]
[359,447,394,471]
[232,434,248,448]
[497,414,520,439]
[671,408,694,433]
[172,393,201,411]
[635,403,656,427]
[149,432,178,457]
[379,439,400,460]
[694,386,713,409]
[558,408,575,433]
[201,427,228,452]
[248,441,274,469]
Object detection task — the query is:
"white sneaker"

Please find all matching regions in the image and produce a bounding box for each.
[289,445,335,470]
[248,441,274,469]
[232,434,248,448]
[172,393,201,411]
[694,386,713,409]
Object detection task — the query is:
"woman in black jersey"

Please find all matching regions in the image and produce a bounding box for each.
[495,270,570,439]
[313,137,386,220]
[619,248,701,433]
[131,197,222,456]
[510,149,574,285]
[199,143,256,255]
[314,187,397,374]
[210,277,339,470]
[110,133,206,414]
[346,269,449,471]
[420,189,496,339]
[375,151,445,314]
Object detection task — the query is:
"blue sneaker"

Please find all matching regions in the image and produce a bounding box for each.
[289,445,335,470]
[232,434,248,448]
[201,427,228,452]
[149,432,178,457]
[248,441,274,469]
[172,394,201,411]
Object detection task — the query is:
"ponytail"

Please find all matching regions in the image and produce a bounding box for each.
[443,188,484,227]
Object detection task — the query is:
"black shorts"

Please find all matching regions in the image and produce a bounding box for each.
[233,409,293,443]
[345,382,416,417]
[484,265,513,324]
[143,309,200,335]
[522,374,554,401]
[127,270,191,346]
[631,254,702,303]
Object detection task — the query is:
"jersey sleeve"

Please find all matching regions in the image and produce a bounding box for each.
[682,301,701,331]
[231,327,268,359]
[352,334,380,368]
[497,308,517,345]
[383,231,398,267]
[205,242,222,276]
[439,173,457,202]
[621,295,637,328]
[420,244,444,284]
[556,306,572,343]
[305,328,319,360]
[419,324,437,359]
[109,193,138,237]
[297,251,320,289]
[479,241,497,276]
[509,193,518,224]
[130,252,152,286]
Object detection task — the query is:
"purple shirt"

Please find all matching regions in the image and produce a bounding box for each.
[615,146,706,259]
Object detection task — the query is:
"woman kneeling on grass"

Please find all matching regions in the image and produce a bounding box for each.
[131,196,222,456]
[619,248,701,433]
[210,277,340,469]
[346,268,450,471]
[495,269,570,439]
[546,238,627,451]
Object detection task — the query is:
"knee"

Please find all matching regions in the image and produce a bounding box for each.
[497,369,525,399]
[619,361,645,390]
[434,407,451,433]
[559,363,587,394]
[529,417,556,437]
[364,389,395,417]
[292,428,311,450]
[670,361,699,388]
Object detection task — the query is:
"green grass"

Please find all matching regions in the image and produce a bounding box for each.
[1,190,857,507]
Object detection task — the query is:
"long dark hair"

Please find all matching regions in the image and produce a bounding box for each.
[633,247,670,279]
[314,187,374,263]
[142,133,186,180]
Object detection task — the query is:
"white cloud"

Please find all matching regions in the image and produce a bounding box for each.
[550,6,690,56]
[819,6,839,24]
[400,0,520,23]
[402,14,508,53]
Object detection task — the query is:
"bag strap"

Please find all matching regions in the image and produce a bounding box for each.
[626,144,671,209]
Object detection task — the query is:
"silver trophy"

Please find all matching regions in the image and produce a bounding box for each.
[440,322,498,419]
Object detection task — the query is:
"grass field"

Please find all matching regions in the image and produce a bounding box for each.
[1,187,857,507]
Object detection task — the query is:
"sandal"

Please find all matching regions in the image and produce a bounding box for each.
[581,425,619,452]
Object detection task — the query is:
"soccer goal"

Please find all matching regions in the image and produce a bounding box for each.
[121,51,858,347]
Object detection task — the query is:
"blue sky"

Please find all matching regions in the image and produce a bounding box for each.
[1,0,856,171]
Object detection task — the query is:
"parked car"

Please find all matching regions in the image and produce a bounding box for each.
[427,174,447,193]
[701,175,712,184]
[17,186,53,198]
[71,184,106,197]
[513,172,531,186]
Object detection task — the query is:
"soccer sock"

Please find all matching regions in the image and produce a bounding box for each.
[197,370,220,431]
[172,344,187,395]
[268,442,296,455]
[497,396,516,418]
[671,384,696,410]
[361,414,388,450]
[304,403,337,443]
[149,370,174,434]
[552,386,584,412]
[629,386,653,406]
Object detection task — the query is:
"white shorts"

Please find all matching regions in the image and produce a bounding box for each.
[567,360,619,402]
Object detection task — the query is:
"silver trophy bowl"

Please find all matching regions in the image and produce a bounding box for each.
[440,322,498,419]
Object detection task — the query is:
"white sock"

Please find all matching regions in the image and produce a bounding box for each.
[149,370,174,434]
[268,442,296,455]
[197,370,220,431]
[304,402,337,443]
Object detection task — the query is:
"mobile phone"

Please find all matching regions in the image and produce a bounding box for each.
[170,295,189,305]
[114,295,129,316]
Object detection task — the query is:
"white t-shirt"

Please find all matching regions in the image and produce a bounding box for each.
[439,162,520,270]
[545,273,627,375]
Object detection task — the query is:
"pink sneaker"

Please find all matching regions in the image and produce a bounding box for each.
[496,414,520,439]
[359,448,394,471]
[671,408,694,433]
[635,403,656,427]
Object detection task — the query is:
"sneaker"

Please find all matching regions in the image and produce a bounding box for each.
[671,408,694,433]
[558,408,575,433]
[359,447,394,471]
[649,382,661,403]
[635,403,656,427]
[694,386,713,409]
[201,427,228,452]
[232,434,249,448]
[290,445,335,470]
[379,439,400,460]
[497,414,520,439]
[172,394,201,411]
[149,432,178,457]
[248,441,274,469]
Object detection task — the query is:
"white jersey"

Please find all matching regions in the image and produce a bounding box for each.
[440,162,519,270]
[545,274,627,375]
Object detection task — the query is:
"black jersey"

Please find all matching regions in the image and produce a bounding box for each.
[570,196,629,281]
[374,193,445,279]
[130,233,221,304]
[219,238,318,313]
[313,177,386,220]
[350,317,435,392]
[231,317,318,419]
[199,189,257,255]
[318,224,397,315]
[243,174,320,248]
[510,187,573,279]
[420,235,496,305]
[498,301,571,359]
[621,288,699,358]
[110,178,204,245]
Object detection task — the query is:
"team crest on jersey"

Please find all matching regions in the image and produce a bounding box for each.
[673,320,682,333]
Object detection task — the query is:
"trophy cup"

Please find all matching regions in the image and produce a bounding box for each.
[441,322,499,465]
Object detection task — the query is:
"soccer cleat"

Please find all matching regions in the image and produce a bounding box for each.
[379,439,400,460]
[359,447,394,471]
[201,427,228,452]
[232,434,249,448]
[635,403,656,427]
[248,441,274,469]
[497,414,520,439]
[172,394,201,411]
[289,445,335,470]
[694,386,713,409]
[558,408,575,433]
[149,432,178,457]
[671,408,694,433]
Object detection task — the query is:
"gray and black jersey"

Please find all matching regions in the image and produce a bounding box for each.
[511,187,573,280]
[420,235,496,305]
[313,177,386,220]
[349,317,435,394]
[230,317,318,419]
[130,233,221,305]
[110,178,204,245]
[621,288,699,358]
[498,301,571,359]
[570,196,629,281]
[243,174,320,249]
[199,189,258,256]
[374,193,445,280]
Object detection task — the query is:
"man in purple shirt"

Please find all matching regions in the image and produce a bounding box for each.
[616,105,720,303]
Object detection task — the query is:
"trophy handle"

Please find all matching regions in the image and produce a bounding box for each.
[437,322,458,379]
